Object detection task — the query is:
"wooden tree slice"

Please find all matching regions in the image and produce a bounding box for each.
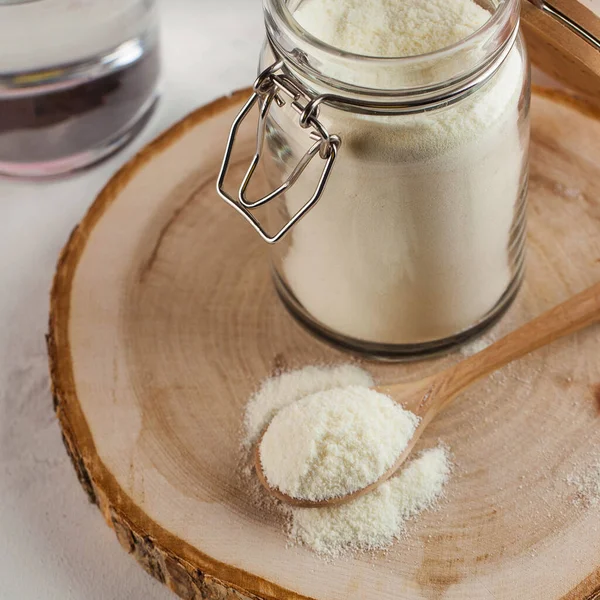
[48,87,600,600]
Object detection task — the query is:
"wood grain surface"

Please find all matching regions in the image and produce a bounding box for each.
[522,1,600,108]
[48,87,600,600]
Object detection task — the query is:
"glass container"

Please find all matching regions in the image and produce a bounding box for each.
[218,0,530,359]
[0,0,160,178]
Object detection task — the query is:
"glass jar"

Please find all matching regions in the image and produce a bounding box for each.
[218,0,530,359]
[0,0,160,178]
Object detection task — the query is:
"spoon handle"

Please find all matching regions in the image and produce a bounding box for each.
[442,281,600,403]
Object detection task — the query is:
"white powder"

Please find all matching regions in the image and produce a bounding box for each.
[243,364,373,448]
[259,386,419,500]
[289,446,450,557]
[567,460,600,507]
[459,332,496,357]
[274,0,527,345]
[294,0,491,57]
[242,365,451,557]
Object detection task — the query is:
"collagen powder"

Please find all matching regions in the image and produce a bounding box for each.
[289,445,450,557]
[259,386,419,500]
[274,0,527,345]
[243,365,451,557]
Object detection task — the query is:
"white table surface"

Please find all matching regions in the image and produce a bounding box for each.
[0,1,598,599]
[0,1,262,598]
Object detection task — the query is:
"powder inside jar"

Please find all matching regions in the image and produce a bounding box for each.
[268,0,527,346]
[259,386,419,501]
[294,0,491,57]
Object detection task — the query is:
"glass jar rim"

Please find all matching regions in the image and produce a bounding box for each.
[263,0,521,95]
[263,0,519,64]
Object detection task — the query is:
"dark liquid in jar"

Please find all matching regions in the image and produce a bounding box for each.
[0,44,159,166]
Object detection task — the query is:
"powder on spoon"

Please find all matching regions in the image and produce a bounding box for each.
[243,363,373,448]
[259,386,419,501]
[242,365,452,557]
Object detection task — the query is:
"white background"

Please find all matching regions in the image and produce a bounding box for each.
[0,1,262,598]
[0,0,598,598]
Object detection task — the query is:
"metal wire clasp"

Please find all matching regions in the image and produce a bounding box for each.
[216,62,341,244]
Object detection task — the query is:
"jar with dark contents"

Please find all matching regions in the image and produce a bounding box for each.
[0,0,160,178]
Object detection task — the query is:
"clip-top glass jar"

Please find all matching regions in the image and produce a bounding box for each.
[218,0,530,359]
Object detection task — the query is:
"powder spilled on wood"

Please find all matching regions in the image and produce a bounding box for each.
[242,364,451,557]
[287,446,450,558]
[459,332,496,357]
[566,460,600,507]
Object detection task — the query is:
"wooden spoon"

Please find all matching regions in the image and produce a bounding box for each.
[256,281,600,508]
